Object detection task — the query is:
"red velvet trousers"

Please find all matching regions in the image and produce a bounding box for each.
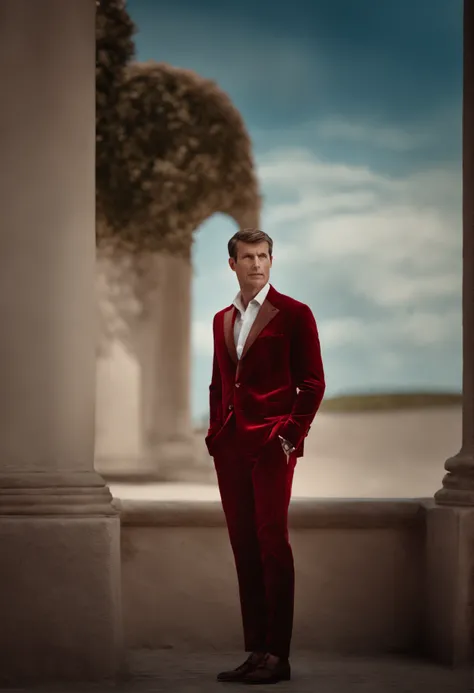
[213,419,296,659]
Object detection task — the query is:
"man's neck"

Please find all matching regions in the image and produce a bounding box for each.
[240,288,260,311]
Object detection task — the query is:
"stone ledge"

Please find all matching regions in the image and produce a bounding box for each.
[0,472,118,516]
[116,497,426,529]
[0,470,109,488]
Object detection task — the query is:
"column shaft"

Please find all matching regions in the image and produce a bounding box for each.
[435,0,474,505]
[0,1,96,475]
[137,253,202,480]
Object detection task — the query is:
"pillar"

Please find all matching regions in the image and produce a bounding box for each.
[136,253,209,480]
[0,0,123,683]
[435,0,474,507]
[425,0,474,669]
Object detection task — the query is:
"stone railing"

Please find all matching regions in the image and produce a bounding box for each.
[117,499,428,655]
[116,497,474,665]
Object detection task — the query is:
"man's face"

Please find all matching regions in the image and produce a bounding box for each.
[228,240,272,292]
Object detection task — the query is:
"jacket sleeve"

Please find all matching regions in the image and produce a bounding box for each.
[278,303,325,450]
[207,315,223,438]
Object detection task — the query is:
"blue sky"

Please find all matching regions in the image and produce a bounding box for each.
[127,0,463,423]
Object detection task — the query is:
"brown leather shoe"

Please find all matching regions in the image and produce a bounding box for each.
[217,652,265,682]
[243,654,291,685]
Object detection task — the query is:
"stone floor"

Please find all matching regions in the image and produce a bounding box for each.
[8,651,472,692]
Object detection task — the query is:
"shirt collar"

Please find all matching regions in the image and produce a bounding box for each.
[233,282,271,315]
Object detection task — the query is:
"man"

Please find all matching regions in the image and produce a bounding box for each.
[205,228,325,685]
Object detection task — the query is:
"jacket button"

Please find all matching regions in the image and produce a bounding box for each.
[228,404,233,410]
[235,382,240,388]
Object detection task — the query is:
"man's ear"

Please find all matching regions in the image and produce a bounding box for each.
[228,257,236,272]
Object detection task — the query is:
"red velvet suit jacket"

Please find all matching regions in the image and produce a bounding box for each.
[205,285,325,458]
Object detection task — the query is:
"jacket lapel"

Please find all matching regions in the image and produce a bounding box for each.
[223,307,238,364]
[240,299,279,360]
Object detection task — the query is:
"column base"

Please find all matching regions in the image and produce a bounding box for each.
[434,450,474,506]
[0,470,119,515]
[0,471,124,684]
[434,482,474,506]
[423,502,474,667]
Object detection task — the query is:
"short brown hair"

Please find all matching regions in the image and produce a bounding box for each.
[228,228,273,261]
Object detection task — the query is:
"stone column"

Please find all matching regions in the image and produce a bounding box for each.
[136,253,210,481]
[435,0,474,506]
[0,0,122,683]
[425,0,474,670]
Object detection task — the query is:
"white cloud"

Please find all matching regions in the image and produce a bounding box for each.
[257,148,462,311]
[319,316,368,348]
[320,309,461,350]
[259,148,383,189]
[352,270,460,306]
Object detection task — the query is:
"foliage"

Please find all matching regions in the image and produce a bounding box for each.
[96,0,136,227]
[96,61,260,258]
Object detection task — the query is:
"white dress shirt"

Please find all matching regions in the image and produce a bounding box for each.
[233,282,271,360]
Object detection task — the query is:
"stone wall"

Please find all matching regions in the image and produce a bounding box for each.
[118,499,425,655]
